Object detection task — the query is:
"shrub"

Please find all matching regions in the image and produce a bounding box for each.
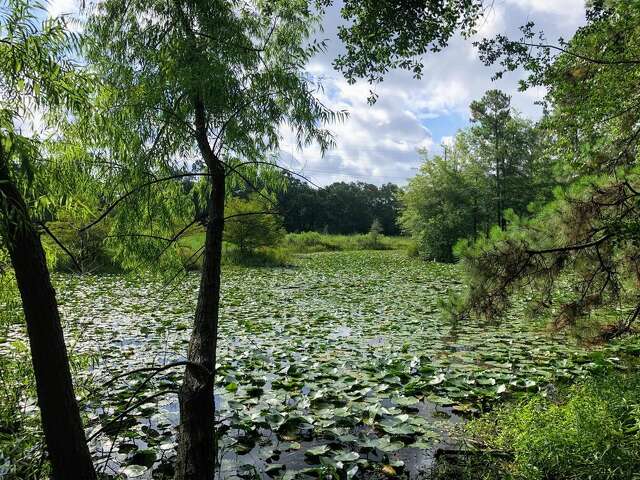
[222,246,290,267]
[281,232,340,253]
[224,196,284,254]
[458,370,640,480]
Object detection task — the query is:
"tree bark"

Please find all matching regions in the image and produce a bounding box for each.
[175,98,224,480]
[0,149,96,479]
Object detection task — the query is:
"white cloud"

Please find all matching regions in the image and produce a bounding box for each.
[42,0,588,187]
[504,0,586,20]
[47,0,78,18]
[282,1,588,186]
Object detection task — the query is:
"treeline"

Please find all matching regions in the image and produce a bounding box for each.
[277,179,401,235]
[401,90,555,262]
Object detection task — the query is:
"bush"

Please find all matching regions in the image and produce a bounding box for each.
[282,232,409,253]
[454,370,640,480]
[280,231,340,253]
[224,196,284,253]
[44,219,118,273]
[222,246,290,267]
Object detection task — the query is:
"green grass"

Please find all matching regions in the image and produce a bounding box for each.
[281,231,411,253]
[436,360,640,480]
[176,228,413,268]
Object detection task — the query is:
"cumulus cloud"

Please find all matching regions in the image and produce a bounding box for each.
[504,0,586,20]
[43,0,586,186]
[281,1,588,186]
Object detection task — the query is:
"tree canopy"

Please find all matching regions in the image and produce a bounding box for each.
[401,93,551,263]
[277,178,402,235]
[456,1,640,335]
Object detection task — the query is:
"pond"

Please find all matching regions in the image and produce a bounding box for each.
[8,251,613,479]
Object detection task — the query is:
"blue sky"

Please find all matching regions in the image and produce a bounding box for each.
[47,0,587,186]
[280,0,587,186]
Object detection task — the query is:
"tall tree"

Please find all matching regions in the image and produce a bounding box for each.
[456,1,640,334]
[84,1,336,478]
[469,89,512,230]
[401,109,549,262]
[0,1,96,478]
[401,142,493,262]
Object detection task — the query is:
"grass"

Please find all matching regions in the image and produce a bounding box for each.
[181,228,412,254]
[41,221,413,272]
[280,231,411,253]
[433,356,640,480]
[175,228,413,269]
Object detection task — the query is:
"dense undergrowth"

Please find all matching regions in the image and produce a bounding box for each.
[176,230,412,269]
[433,343,640,480]
[42,221,413,272]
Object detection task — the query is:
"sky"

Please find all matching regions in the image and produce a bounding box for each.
[46,0,587,186]
[279,0,587,186]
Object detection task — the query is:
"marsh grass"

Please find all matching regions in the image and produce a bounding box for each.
[176,228,413,269]
[439,360,640,480]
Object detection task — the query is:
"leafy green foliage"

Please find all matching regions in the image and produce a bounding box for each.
[365,218,384,249]
[457,2,640,334]
[0,0,90,235]
[277,178,401,235]
[400,108,550,263]
[80,0,341,270]
[465,369,640,480]
[224,196,284,254]
[330,0,483,99]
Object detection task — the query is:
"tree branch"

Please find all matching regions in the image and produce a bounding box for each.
[518,41,640,65]
[38,222,83,272]
[79,173,211,233]
[526,234,612,256]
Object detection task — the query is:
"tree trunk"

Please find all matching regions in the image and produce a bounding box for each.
[175,98,225,480]
[0,152,96,480]
[494,121,505,230]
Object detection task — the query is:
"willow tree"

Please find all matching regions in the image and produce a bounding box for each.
[0,1,96,478]
[455,1,640,334]
[84,1,337,477]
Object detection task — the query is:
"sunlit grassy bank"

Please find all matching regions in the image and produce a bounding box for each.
[176,229,413,269]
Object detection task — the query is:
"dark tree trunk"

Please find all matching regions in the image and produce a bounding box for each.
[175,98,225,480]
[0,152,96,480]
